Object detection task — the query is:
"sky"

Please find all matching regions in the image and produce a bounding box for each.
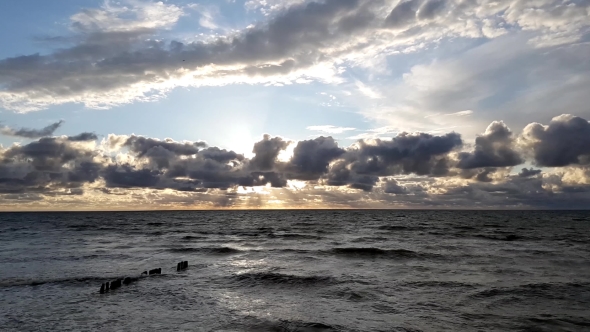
[0,0,590,210]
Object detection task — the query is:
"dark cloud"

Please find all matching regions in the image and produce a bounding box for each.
[519,168,542,177]
[3,137,95,172]
[320,131,462,192]
[384,179,408,194]
[0,136,99,194]
[352,132,462,176]
[124,135,206,157]
[103,164,161,188]
[68,132,98,141]
[250,134,289,171]
[417,0,447,20]
[384,0,418,28]
[67,162,102,184]
[325,160,379,192]
[0,121,63,139]
[521,115,590,167]
[199,147,245,164]
[286,136,345,180]
[458,121,523,169]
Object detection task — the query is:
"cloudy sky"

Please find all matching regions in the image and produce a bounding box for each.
[0,0,589,210]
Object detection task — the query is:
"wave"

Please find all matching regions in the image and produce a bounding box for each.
[474,234,523,241]
[401,280,477,289]
[469,282,590,300]
[181,235,207,241]
[525,316,590,329]
[168,246,242,254]
[269,233,323,240]
[323,287,376,302]
[350,236,388,243]
[454,225,476,230]
[231,272,337,287]
[0,276,106,288]
[327,247,440,259]
[377,225,413,231]
[223,316,339,332]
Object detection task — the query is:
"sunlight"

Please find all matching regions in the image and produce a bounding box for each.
[225,125,256,159]
[277,142,295,162]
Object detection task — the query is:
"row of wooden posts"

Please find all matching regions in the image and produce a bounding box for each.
[99,261,187,294]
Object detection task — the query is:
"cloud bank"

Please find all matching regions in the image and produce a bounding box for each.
[1,114,590,210]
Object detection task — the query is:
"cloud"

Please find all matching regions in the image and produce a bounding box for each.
[285,136,345,180]
[446,110,473,117]
[1,0,588,113]
[124,135,207,157]
[70,0,184,32]
[250,134,290,171]
[3,114,590,209]
[518,168,542,178]
[458,121,523,169]
[520,114,590,167]
[0,121,64,139]
[68,132,98,142]
[187,4,221,30]
[355,81,382,99]
[350,132,463,176]
[384,179,408,194]
[306,125,356,134]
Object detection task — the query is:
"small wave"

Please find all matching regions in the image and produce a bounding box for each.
[328,247,439,259]
[270,233,323,240]
[226,316,339,332]
[323,287,376,302]
[525,316,590,328]
[401,280,477,289]
[454,226,476,230]
[168,246,242,254]
[377,225,411,231]
[470,282,590,300]
[0,276,105,288]
[181,235,207,241]
[232,272,337,287]
[474,234,523,241]
[351,236,388,243]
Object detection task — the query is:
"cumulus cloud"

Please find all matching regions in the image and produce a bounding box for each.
[520,114,590,167]
[286,136,345,180]
[2,115,590,209]
[458,121,523,169]
[250,134,290,171]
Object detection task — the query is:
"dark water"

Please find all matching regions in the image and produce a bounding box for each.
[1,210,590,332]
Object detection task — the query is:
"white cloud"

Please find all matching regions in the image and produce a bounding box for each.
[70,0,184,32]
[245,0,309,15]
[307,125,356,134]
[355,81,382,99]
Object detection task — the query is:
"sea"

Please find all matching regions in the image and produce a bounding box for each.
[1,210,589,332]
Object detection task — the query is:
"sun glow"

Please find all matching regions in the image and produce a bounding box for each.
[277,142,295,162]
